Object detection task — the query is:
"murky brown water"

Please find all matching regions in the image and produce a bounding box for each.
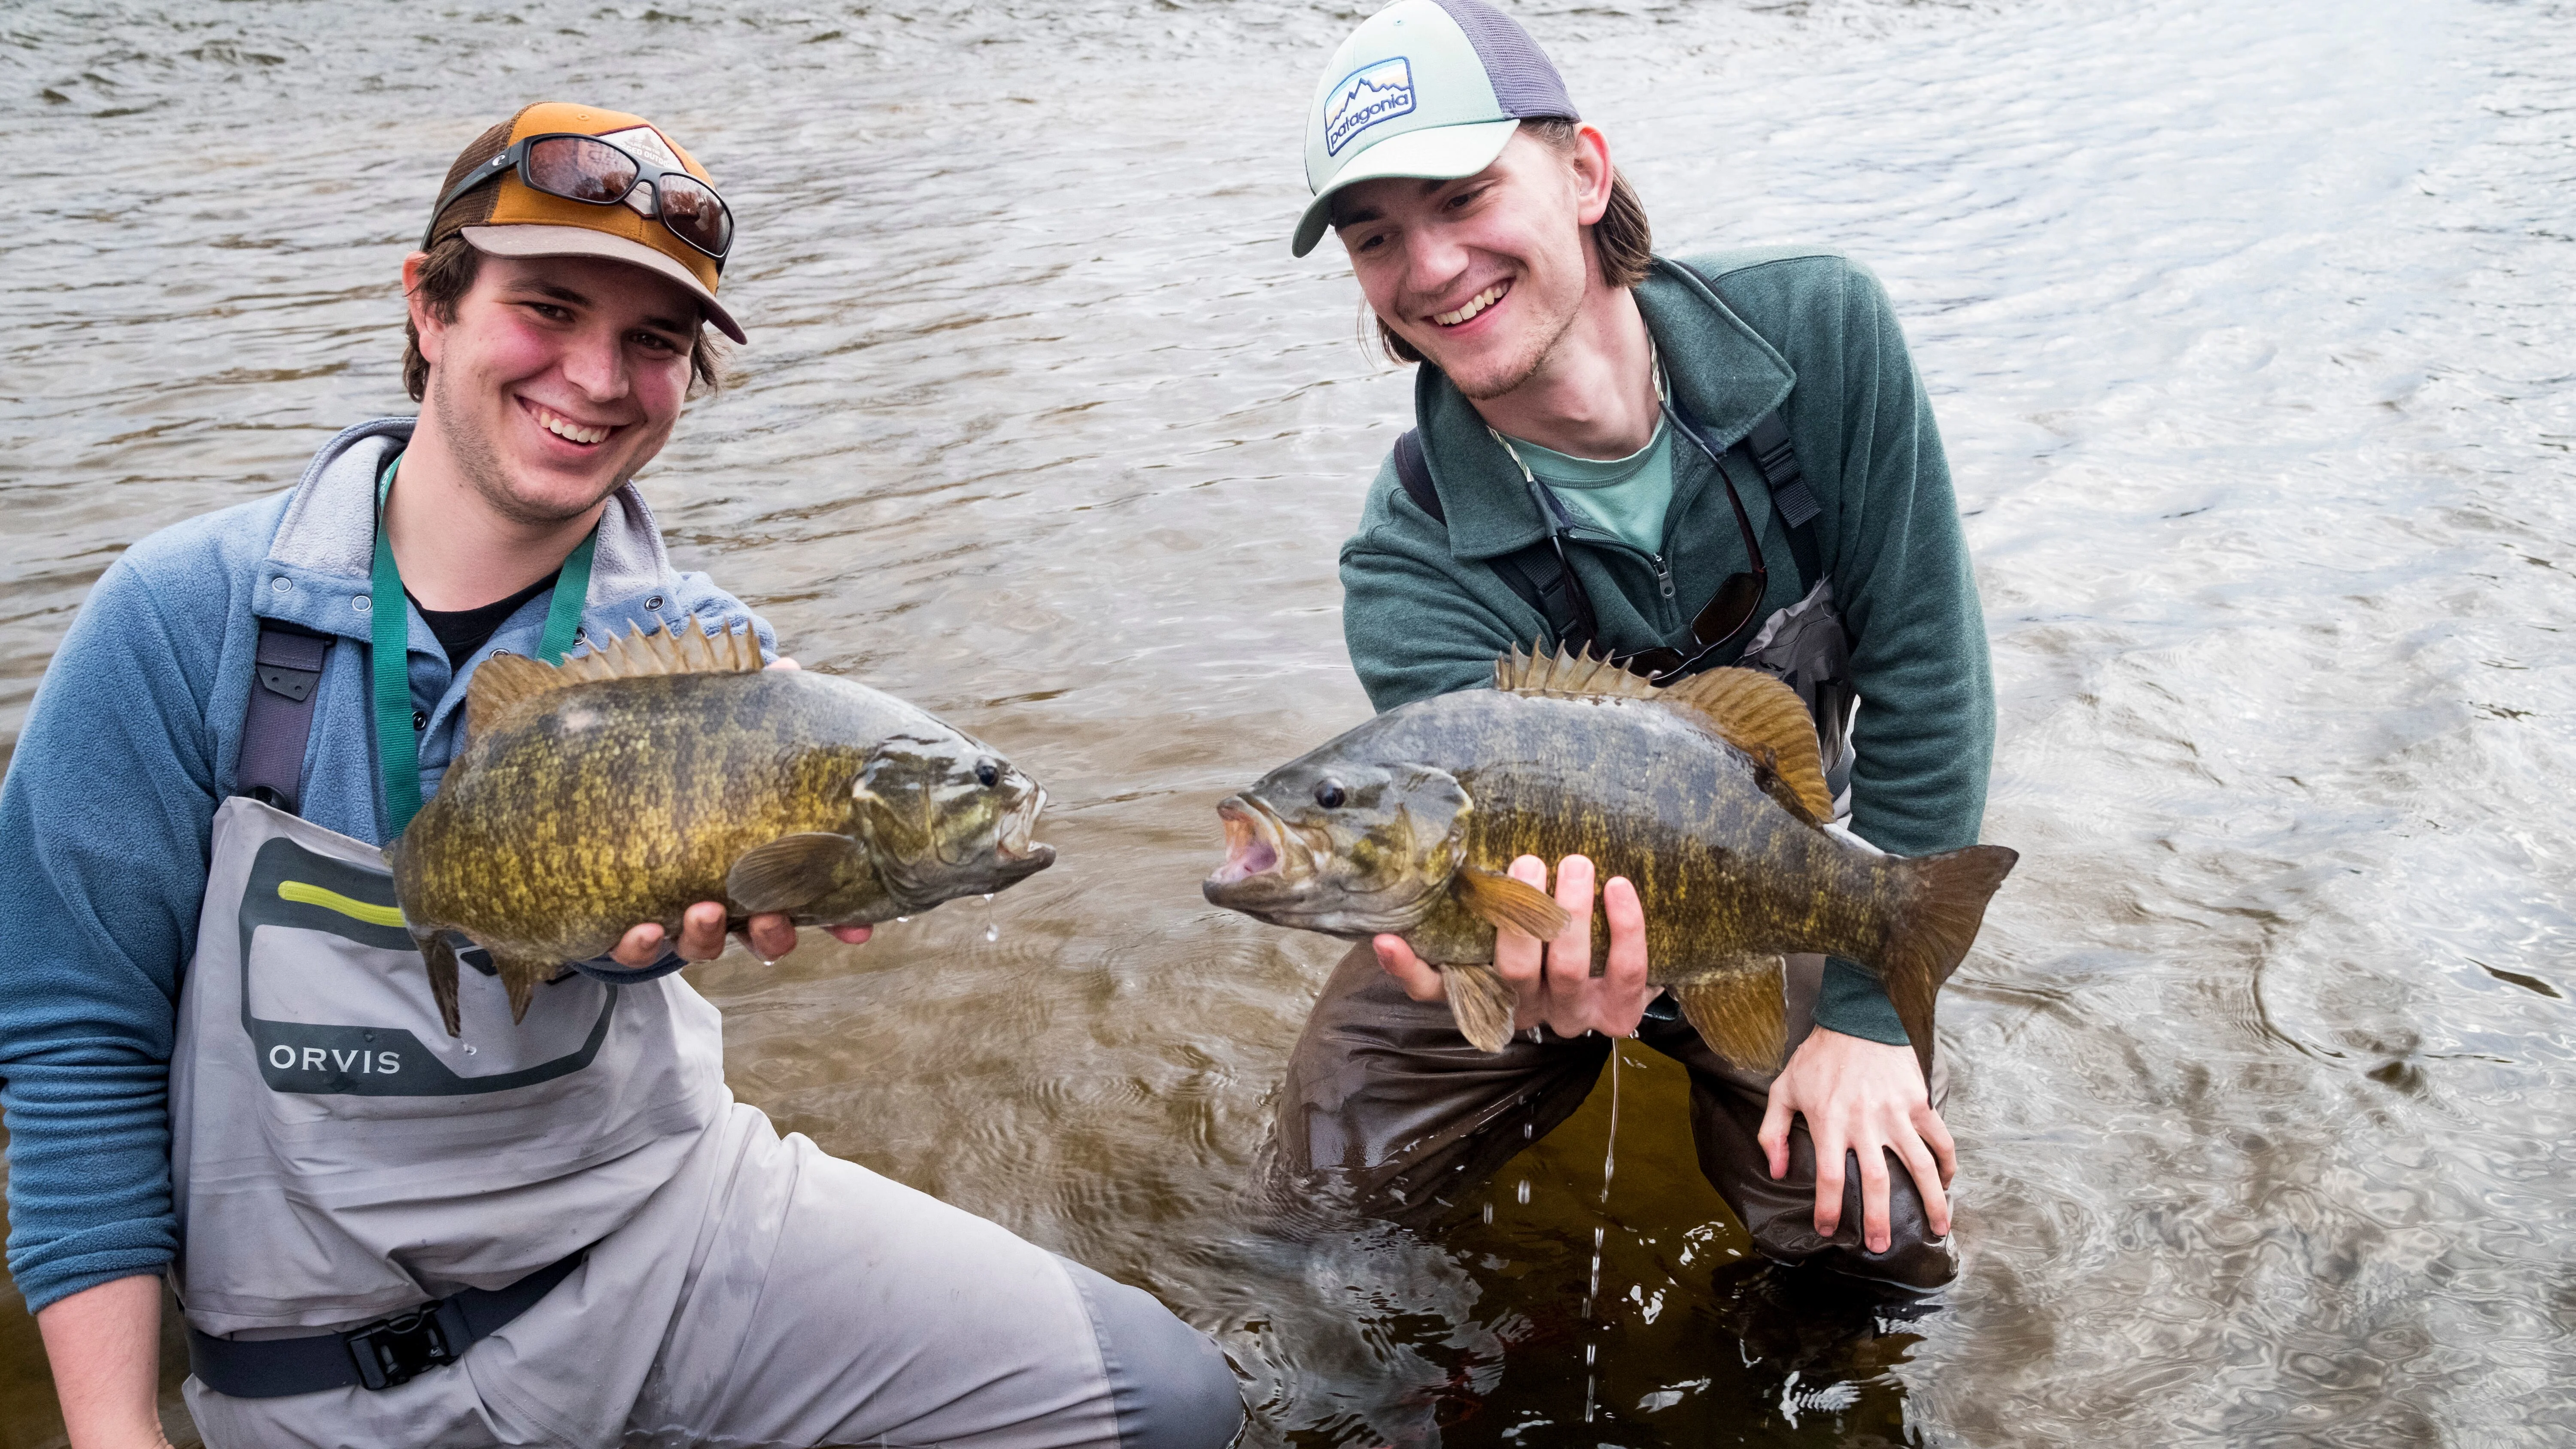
[6,0,2576,1443]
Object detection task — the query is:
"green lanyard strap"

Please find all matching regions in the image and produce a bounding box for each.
[371,457,598,838]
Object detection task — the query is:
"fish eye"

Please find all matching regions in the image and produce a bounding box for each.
[1315,781,1346,809]
[975,759,1000,788]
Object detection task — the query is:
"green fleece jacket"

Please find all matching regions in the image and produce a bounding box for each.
[1337,249,1996,1046]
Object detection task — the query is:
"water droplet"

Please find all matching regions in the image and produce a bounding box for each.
[462,1044,477,1056]
[1515,1178,1530,1205]
[1601,1046,1621,1206]
[984,922,999,943]
[981,893,993,903]
[1522,1122,1534,1140]
[1482,1202,1494,1224]
[1586,1342,1597,1367]
[896,916,909,923]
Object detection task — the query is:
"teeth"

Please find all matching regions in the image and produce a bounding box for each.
[1434,284,1506,327]
[533,404,611,445]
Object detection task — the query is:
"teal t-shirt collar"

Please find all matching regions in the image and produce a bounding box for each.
[369,455,595,837]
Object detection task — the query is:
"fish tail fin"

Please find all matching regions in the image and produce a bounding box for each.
[1441,962,1519,1053]
[416,933,462,1038]
[1883,845,2020,1079]
[1671,963,1787,1073]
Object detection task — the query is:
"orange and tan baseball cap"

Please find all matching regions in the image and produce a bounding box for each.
[422,102,745,342]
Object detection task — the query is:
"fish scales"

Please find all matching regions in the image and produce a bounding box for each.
[391,618,1053,1035]
[1381,691,1895,977]
[407,673,892,964]
[1203,646,2017,1076]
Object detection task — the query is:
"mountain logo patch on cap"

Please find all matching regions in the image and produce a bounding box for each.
[1324,57,1416,157]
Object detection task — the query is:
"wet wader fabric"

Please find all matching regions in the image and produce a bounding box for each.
[1272,941,1956,1291]
[176,797,1242,1447]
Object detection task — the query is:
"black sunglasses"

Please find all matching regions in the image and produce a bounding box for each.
[424,132,735,266]
[1537,398,1770,682]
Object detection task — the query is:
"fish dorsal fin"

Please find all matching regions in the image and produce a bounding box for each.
[1492,639,1659,701]
[1656,667,1834,824]
[1488,645,1833,823]
[465,615,763,737]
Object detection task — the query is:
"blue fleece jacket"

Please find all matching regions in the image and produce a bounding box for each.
[0,419,774,1313]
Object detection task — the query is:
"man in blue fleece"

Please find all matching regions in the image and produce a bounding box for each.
[0,102,1239,1449]
[1267,0,1997,1287]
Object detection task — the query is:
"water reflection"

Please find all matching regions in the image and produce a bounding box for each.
[4,0,2574,1443]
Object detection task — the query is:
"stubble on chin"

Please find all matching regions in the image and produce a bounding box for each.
[1424,296,1584,404]
[427,367,633,527]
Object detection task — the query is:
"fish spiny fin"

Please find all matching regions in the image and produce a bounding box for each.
[727,832,864,915]
[1671,963,1788,1073]
[1450,867,1572,940]
[415,933,463,1037]
[1656,668,1835,824]
[465,653,578,737]
[593,615,766,682]
[1493,640,1658,701]
[463,617,758,735]
[1880,844,2020,1081]
[1441,962,1518,1052]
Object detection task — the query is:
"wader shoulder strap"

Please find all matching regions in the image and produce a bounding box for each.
[1740,409,1823,591]
[1391,428,1597,651]
[1391,403,1822,647]
[237,621,331,815]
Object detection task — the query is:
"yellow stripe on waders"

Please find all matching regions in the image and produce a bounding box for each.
[276,881,407,929]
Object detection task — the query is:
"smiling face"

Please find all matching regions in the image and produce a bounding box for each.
[407,251,703,525]
[1331,127,1615,401]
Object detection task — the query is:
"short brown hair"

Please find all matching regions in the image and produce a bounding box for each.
[1375,119,1653,367]
[400,235,728,401]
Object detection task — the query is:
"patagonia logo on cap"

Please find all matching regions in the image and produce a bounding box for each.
[1324,57,1416,157]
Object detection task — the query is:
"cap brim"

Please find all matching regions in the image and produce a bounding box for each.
[460,224,746,343]
[1291,118,1521,258]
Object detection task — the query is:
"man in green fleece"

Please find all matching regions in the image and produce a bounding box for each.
[1270,0,1995,1288]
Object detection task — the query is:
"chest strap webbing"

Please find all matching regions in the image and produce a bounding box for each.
[236,621,332,815]
[1391,406,1820,649]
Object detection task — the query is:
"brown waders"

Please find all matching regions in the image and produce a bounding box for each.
[1272,941,1956,1289]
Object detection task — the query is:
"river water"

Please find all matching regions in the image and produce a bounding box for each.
[4,0,2574,1443]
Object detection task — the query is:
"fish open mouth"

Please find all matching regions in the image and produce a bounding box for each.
[1208,796,1285,886]
[996,788,1050,865]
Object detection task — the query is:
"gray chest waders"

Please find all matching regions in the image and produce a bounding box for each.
[174,625,726,1397]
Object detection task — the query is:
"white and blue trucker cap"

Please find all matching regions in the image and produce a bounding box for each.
[1293,0,1579,257]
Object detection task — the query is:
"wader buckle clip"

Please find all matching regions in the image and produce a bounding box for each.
[345,1305,458,1389]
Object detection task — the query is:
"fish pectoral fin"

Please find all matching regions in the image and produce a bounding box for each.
[1655,669,1836,825]
[1671,962,1788,1073]
[415,933,463,1038]
[1450,867,1573,940]
[726,832,865,915]
[1441,962,1519,1053]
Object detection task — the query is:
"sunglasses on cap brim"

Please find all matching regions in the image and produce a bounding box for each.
[423,132,735,266]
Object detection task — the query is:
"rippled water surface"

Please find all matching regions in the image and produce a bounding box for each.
[5,0,2575,1443]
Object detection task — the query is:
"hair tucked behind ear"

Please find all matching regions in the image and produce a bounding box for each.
[400,235,730,402]
[1376,119,1653,367]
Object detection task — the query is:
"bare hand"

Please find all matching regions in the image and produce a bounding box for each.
[1758,1027,1956,1252]
[1373,853,1656,1040]
[604,654,872,968]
